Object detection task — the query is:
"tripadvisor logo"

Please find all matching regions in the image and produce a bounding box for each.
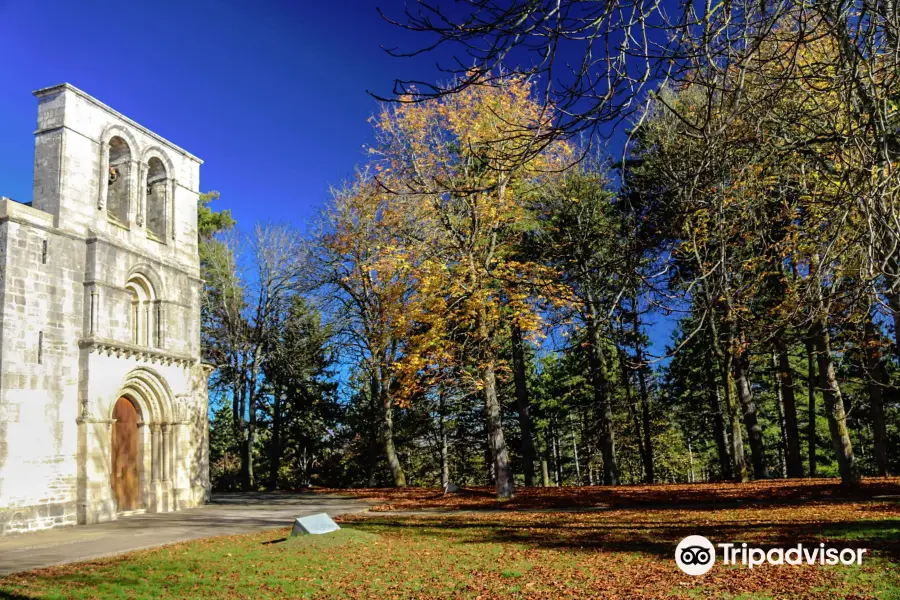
[675,535,868,576]
[675,535,716,575]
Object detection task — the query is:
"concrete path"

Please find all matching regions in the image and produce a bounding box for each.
[0,493,375,576]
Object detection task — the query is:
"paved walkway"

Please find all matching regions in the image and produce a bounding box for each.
[0,493,376,576]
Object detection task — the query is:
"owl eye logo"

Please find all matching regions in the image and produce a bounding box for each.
[675,536,716,575]
[680,546,712,565]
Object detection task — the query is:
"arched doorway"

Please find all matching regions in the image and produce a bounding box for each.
[111,397,140,511]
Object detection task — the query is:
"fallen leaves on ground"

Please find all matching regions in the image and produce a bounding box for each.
[311,477,900,512]
[2,479,899,599]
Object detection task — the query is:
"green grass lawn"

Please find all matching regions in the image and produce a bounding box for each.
[2,495,899,599]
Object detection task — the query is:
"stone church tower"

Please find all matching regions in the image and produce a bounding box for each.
[0,84,211,534]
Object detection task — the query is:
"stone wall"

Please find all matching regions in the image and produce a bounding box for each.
[31,83,201,277]
[0,201,85,534]
[82,236,200,358]
[0,84,209,535]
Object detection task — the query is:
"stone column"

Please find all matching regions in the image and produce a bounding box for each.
[150,424,161,483]
[129,159,140,224]
[89,287,100,337]
[168,423,177,485]
[153,301,164,349]
[98,141,109,210]
[161,424,170,483]
[130,298,139,345]
[144,301,151,346]
[136,162,146,227]
[168,178,176,240]
[138,422,149,508]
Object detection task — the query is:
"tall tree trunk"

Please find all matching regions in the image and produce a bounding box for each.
[439,389,450,488]
[244,384,257,491]
[270,387,282,489]
[709,310,747,482]
[571,417,581,484]
[732,349,769,479]
[632,306,655,483]
[687,440,696,482]
[585,298,619,485]
[245,394,258,490]
[621,355,648,479]
[474,297,514,497]
[706,363,732,480]
[485,437,495,486]
[775,340,804,478]
[540,454,550,487]
[374,371,406,487]
[812,319,859,484]
[240,432,253,491]
[510,323,535,486]
[805,339,818,477]
[772,352,789,478]
[636,372,654,484]
[809,254,858,484]
[300,446,309,487]
[484,361,514,496]
[864,315,890,477]
[723,358,748,481]
[552,427,562,485]
[366,384,379,487]
[232,379,251,492]
[243,351,264,492]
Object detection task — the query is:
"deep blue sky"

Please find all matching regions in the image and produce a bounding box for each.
[0,0,675,363]
[0,0,441,229]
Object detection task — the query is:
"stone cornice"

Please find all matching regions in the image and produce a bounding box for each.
[33,83,203,164]
[79,336,197,367]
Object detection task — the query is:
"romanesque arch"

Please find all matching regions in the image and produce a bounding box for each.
[106,137,132,223]
[125,274,156,347]
[99,125,141,221]
[126,263,166,298]
[146,158,168,239]
[111,367,179,513]
[100,124,140,155]
[141,147,174,240]
[125,265,165,348]
[140,146,175,176]
[117,367,175,423]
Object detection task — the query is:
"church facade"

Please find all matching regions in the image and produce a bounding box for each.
[0,84,210,535]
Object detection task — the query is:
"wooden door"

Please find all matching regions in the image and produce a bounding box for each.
[111,397,139,511]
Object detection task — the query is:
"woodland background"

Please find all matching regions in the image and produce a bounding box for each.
[199,3,900,495]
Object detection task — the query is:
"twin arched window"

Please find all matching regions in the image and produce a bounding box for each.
[126,275,162,348]
[146,157,167,239]
[104,134,170,241]
[107,136,131,224]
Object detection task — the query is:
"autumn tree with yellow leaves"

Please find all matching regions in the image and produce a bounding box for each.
[314,172,434,487]
[368,76,570,497]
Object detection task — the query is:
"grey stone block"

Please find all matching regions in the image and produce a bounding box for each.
[291,513,340,536]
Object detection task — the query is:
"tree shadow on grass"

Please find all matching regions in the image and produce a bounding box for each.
[262,537,288,545]
[354,512,900,563]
